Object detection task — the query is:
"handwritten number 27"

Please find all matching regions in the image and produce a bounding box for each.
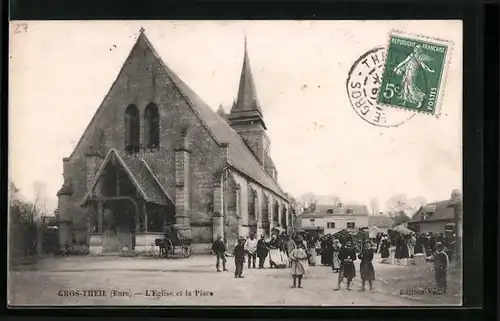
[14,23,28,33]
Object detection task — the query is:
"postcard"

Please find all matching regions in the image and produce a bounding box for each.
[8,20,462,306]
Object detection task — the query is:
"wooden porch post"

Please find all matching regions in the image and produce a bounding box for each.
[143,202,148,233]
[131,199,140,233]
[97,200,103,233]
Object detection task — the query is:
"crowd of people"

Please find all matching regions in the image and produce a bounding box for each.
[373,231,455,265]
[211,229,451,292]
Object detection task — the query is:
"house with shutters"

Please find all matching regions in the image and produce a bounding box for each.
[56,29,291,254]
[407,200,456,235]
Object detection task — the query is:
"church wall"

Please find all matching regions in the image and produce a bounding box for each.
[58,36,226,247]
[227,170,289,240]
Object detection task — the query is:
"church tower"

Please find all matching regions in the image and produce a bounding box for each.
[228,37,270,167]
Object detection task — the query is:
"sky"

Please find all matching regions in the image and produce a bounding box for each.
[9,20,462,212]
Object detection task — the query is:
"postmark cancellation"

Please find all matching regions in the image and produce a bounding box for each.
[346,47,416,128]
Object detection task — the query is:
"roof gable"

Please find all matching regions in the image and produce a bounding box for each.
[81,149,173,206]
[410,200,455,222]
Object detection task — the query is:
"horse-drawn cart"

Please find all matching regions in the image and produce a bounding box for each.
[155,224,192,258]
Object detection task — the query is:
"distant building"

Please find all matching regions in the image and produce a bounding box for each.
[368,215,393,235]
[298,203,369,235]
[408,200,455,234]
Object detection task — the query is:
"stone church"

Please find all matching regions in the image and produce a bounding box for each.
[56,29,293,254]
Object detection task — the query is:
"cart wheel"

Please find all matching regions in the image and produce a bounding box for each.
[165,239,174,258]
[182,245,192,258]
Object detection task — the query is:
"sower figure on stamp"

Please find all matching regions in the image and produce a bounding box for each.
[335,240,357,291]
[393,44,435,107]
[289,242,308,288]
[434,242,449,291]
[358,242,376,292]
[233,237,246,278]
[212,235,228,272]
[244,234,258,269]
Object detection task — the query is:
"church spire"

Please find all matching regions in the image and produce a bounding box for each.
[230,36,263,116]
[227,35,270,165]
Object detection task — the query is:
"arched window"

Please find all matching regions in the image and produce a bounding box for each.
[125,104,140,153]
[144,103,160,150]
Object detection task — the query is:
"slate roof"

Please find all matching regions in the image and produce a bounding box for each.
[264,153,276,169]
[119,153,174,206]
[368,215,394,228]
[81,149,173,206]
[140,32,288,201]
[410,200,455,223]
[299,204,370,218]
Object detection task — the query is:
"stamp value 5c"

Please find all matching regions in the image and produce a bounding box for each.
[378,31,453,116]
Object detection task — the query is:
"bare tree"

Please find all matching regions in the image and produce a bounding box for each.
[32,181,48,223]
[385,194,427,218]
[298,193,318,205]
[369,197,380,215]
[316,195,341,206]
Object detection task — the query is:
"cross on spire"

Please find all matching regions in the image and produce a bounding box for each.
[139,27,145,34]
[244,31,247,52]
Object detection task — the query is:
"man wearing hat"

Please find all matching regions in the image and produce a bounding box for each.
[211,235,228,272]
[434,242,449,291]
[233,237,246,278]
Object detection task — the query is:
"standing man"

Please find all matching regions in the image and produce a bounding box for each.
[211,235,228,272]
[233,237,246,278]
[434,242,449,291]
[244,234,258,269]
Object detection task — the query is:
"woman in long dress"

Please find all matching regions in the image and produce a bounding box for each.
[320,236,328,265]
[256,234,269,269]
[289,242,308,288]
[400,235,410,265]
[307,235,318,266]
[414,234,425,254]
[331,239,342,272]
[394,234,404,264]
[358,242,376,292]
[268,234,281,268]
[286,234,297,268]
[335,240,357,291]
[379,236,390,263]
[393,44,435,107]
[323,235,334,266]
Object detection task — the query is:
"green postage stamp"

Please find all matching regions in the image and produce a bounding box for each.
[378,31,453,116]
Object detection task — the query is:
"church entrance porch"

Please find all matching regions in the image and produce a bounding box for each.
[82,149,175,255]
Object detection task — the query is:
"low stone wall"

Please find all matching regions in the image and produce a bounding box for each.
[135,232,163,256]
[88,231,212,256]
[88,233,103,255]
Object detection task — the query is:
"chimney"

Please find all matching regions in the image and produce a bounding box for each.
[62,157,70,182]
[309,202,316,213]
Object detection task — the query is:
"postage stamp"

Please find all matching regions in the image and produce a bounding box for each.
[346,47,416,128]
[378,31,453,116]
